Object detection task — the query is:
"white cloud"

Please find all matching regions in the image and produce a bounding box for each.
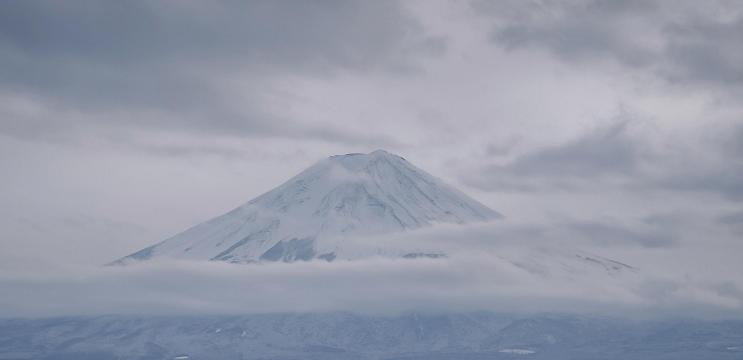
[2,220,741,319]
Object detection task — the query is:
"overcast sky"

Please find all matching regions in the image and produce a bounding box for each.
[1,0,742,317]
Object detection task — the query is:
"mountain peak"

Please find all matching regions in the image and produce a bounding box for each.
[327,149,402,168]
[369,149,395,157]
[113,151,501,265]
[317,151,406,178]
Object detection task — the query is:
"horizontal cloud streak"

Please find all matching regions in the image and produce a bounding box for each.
[2,220,741,319]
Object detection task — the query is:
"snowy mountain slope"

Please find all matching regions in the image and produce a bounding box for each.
[113,150,501,264]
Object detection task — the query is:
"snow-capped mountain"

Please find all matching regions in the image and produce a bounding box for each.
[113,150,501,264]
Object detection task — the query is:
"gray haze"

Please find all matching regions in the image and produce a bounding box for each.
[1,0,742,317]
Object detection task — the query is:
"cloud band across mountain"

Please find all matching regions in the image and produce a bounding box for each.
[2,220,741,319]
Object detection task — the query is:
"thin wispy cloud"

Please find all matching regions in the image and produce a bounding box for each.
[1,220,741,318]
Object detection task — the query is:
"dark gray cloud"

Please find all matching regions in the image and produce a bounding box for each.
[463,120,644,192]
[0,1,424,69]
[482,0,658,66]
[717,210,743,235]
[503,121,639,177]
[663,15,743,86]
[465,116,743,203]
[720,123,743,158]
[0,0,441,144]
[655,122,743,201]
[657,167,743,201]
[718,211,743,226]
[476,0,743,90]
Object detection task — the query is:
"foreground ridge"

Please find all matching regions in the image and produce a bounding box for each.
[5,314,742,360]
